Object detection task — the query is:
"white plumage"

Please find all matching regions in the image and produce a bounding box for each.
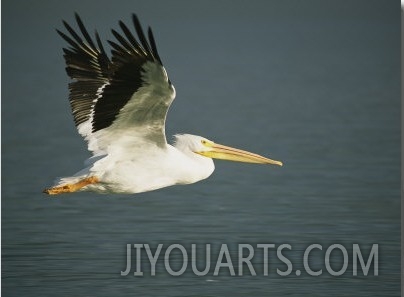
[44,14,282,195]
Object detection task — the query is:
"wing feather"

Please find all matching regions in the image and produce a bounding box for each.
[132,15,153,56]
[58,13,175,153]
[57,13,111,135]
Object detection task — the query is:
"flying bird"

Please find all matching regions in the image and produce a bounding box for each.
[44,13,282,195]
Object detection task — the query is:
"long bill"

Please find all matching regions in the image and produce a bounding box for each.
[196,142,283,166]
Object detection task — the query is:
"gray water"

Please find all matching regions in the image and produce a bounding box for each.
[2,1,400,296]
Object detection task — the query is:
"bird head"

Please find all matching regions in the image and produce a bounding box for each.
[174,134,283,166]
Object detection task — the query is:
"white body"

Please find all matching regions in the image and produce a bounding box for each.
[57,135,215,194]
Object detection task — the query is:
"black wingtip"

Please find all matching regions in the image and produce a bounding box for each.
[75,13,94,47]
[131,14,153,54]
[55,28,63,37]
[147,27,163,65]
[73,12,83,26]
[131,13,140,25]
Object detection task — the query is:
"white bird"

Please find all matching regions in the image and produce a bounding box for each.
[44,13,282,195]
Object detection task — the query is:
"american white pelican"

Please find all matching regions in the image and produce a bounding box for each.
[44,13,282,195]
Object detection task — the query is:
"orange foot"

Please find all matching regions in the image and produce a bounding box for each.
[43,176,99,195]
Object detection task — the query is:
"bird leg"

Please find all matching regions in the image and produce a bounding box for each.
[43,176,99,195]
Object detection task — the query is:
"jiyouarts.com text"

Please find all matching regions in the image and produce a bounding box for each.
[121,243,378,277]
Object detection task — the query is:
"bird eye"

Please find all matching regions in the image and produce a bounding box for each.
[201,140,207,145]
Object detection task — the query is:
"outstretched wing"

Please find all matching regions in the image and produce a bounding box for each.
[57,13,111,132]
[58,14,175,154]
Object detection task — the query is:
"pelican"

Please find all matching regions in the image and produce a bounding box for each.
[43,13,282,195]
